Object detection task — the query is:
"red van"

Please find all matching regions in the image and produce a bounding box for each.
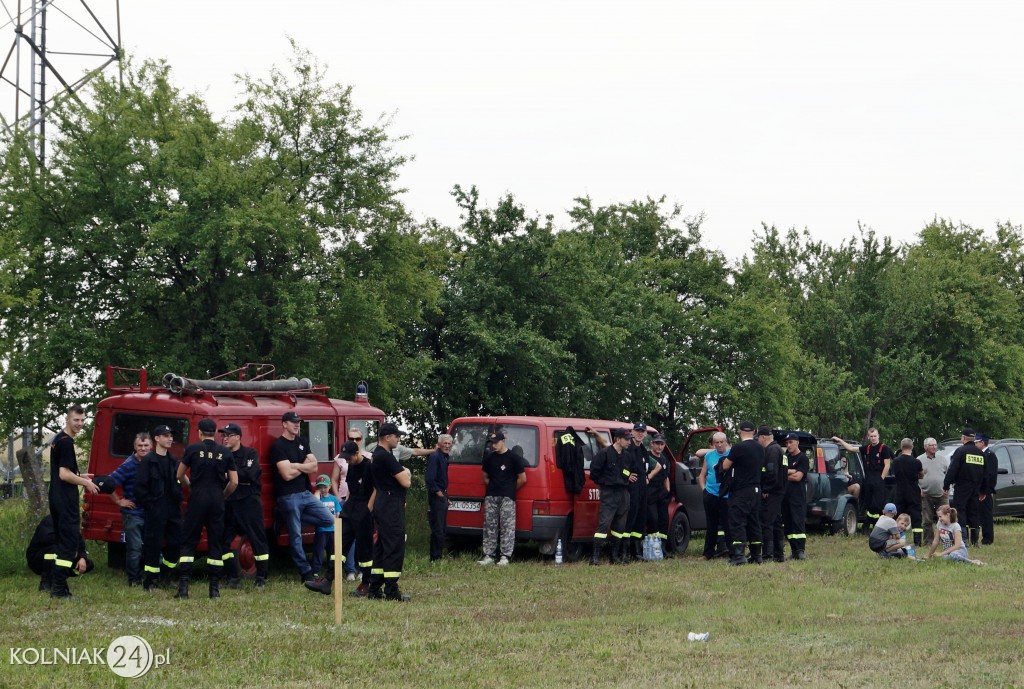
[81,365,386,572]
[445,416,716,559]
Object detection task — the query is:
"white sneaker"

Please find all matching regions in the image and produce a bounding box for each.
[345,573,356,582]
[477,556,495,566]
[497,556,510,566]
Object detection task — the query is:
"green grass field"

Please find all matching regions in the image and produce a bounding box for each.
[2,497,1023,689]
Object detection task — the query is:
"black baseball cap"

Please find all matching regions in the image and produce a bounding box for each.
[756,425,773,437]
[651,433,666,443]
[975,433,989,443]
[152,425,173,437]
[632,422,647,432]
[282,411,302,423]
[379,422,405,438]
[219,423,242,436]
[197,418,217,433]
[92,474,117,494]
[487,431,505,442]
[738,420,756,432]
[961,427,976,437]
[611,428,631,439]
[785,433,800,442]
[339,440,359,459]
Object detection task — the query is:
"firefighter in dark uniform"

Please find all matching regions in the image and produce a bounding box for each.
[219,423,270,589]
[782,433,809,560]
[174,418,238,599]
[368,422,412,601]
[589,427,633,565]
[834,428,891,533]
[27,514,95,592]
[624,422,649,561]
[757,426,786,563]
[646,433,673,557]
[975,433,998,545]
[47,404,99,598]
[136,424,185,590]
[306,441,376,596]
[944,427,988,547]
[720,421,764,565]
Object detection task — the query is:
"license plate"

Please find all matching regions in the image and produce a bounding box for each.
[449,500,481,512]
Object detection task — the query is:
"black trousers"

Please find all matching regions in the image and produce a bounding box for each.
[952,482,982,530]
[782,489,807,553]
[862,474,885,527]
[646,490,670,539]
[626,482,647,540]
[594,486,629,539]
[896,491,923,544]
[760,492,785,554]
[702,491,730,557]
[335,498,374,583]
[48,493,80,582]
[142,500,183,577]
[427,493,448,561]
[179,490,225,577]
[980,491,995,544]
[222,494,270,576]
[370,491,406,592]
[728,487,761,546]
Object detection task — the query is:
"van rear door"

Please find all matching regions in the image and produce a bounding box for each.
[568,428,609,541]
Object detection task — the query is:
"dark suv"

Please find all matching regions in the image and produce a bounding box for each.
[979,438,1024,517]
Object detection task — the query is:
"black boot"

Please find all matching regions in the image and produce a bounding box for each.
[632,537,644,562]
[612,538,628,565]
[590,540,604,566]
[749,543,764,564]
[913,531,922,548]
[39,567,52,593]
[209,575,221,599]
[174,576,190,600]
[969,527,980,547]
[384,582,410,602]
[255,560,268,589]
[367,579,384,600]
[50,567,72,599]
[793,548,806,560]
[143,573,160,590]
[773,539,786,562]
[225,552,241,589]
[728,544,747,566]
[661,539,673,558]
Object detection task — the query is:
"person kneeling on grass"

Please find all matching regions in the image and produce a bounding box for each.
[923,505,985,565]
[868,503,906,558]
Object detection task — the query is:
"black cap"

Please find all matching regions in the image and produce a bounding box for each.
[282,411,302,423]
[738,420,756,432]
[961,427,976,438]
[152,425,173,437]
[632,422,647,432]
[197,418,217,433]
[92,474,117,494]
[756,425,773,437]
[651,433,666,443]
[339,440,359,459]
[379,422,405,438]
[611,428,631,439]
[785,433,801,442]
[219,423,242,436]
[487,431,505,442]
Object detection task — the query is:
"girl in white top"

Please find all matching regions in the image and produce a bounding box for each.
[925,505,984,565]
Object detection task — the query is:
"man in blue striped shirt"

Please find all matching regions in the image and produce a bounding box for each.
[109,432,151,586]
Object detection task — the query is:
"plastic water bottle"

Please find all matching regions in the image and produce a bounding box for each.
[652,536,663,561]
[554,538,563,565]
[643,534,652,560]
[687,632,710,641]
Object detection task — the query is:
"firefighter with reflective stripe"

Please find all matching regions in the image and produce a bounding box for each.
[27,514,94,592]
[306,441,377,596]
[136,424,185,590]
[368,422,412,601]
[219,423,270,589]
[757,426,786,563]
[589,427,633,565]
[720,421,764,566]
[944,427,988,546]
[624,423,649,561]
[174,418,238,599]
[645,433,672,557]
[975,433,998,545]
[782,434,809,560]
[834,429,891,533]
[47,404,99,598]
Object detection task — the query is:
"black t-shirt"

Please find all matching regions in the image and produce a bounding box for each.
[228,445,261,501]
[270,435,313,496]
[369,445,405,496]
[861,443,892,477]
[49,431,79,505]
[725,438,764,492]
[590,445,630,489]
[892,454,923,500]
[784,450,810,497]
[346,458,373,501]
[647,451,671,496]
[626,442,649,487]
[182,439,237,495]
[482,449,526,499]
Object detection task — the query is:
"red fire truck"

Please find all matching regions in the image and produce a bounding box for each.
[81,365,386,573]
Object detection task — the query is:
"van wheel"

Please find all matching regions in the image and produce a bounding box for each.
[668,510,691,555]
[831,503,858,536]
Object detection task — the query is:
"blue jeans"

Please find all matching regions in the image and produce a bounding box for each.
[277,491,334,575]
[122,512,145,583]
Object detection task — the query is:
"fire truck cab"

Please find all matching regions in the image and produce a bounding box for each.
[82,365,386,573]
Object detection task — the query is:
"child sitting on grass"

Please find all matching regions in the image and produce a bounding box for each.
[924,505,984,565]
[896,513,919,560]
[868,503,906,558]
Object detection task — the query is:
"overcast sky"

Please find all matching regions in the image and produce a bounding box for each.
[31,2,1024,260]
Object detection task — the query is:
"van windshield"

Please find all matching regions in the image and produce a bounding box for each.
[450,423,539,468]
[111,413,190,457]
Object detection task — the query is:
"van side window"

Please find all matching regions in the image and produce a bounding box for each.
[346,420,378,447]
[301,420,334,461]
[110,413,189,457]
[496,425,540,468]
[450,423,492,465]
[577,430,607,470]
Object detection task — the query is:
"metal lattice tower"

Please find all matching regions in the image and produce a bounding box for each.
[0,0,120,166]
